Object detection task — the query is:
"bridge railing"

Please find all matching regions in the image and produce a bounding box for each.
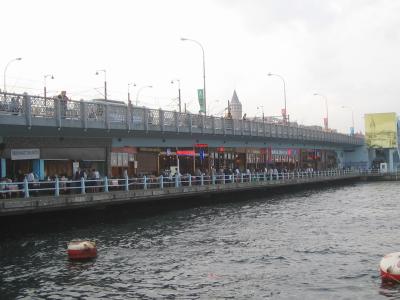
[0,169,358,199]
[0,92,363,145]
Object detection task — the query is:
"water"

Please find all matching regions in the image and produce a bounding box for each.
[1,181,400,299]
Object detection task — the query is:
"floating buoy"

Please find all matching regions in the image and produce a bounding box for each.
[67,240,97,260]
[380,252,400,282]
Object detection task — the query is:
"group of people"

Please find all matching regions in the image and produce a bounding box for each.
[0,170,39,198]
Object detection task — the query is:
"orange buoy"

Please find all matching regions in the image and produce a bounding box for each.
[67,240,97,260]
[380,252,400,282]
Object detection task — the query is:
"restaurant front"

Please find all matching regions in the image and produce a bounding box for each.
[110,147,137,177]
[270,148,299,170]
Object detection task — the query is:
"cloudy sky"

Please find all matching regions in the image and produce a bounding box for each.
[1,0,399,134]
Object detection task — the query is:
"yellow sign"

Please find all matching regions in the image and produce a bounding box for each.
[365,113,397,148]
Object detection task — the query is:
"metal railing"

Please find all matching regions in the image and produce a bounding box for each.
[0,92,364,145]
[359,169,400,176]
[0,169,358,199]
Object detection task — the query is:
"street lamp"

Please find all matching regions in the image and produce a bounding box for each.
[3,57,22,93]
[128,82,136,105]
[136,85,153,106]
[171,79,181,113]
[44,74,54,100]
[95,69,107,100]
[257,105,265,122]
[268,72,287,123]
[181,37,206,115]
[341,105,355,135]
[313,93,328,130]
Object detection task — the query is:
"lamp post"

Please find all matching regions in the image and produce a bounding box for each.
[128,82,136,105]
[341,105,354,135]
[136,85,153,106]
[3,57,22,93]
[268,72,287,124]
[181,37,206,115]
[95,69,107,100]
[171,79,181,113]
[44,74,54,100]
[313,93,328,130]
[257,105,265,122]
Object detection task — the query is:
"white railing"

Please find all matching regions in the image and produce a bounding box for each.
[359,169,400,176]
[0,169,358,199]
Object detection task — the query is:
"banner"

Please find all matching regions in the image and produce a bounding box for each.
[365,113,397,148]
[197,89,205,113]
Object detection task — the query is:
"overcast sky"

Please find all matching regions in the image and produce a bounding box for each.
[1,0,399,134]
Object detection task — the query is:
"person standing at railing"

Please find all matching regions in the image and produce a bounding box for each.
[0,177,7,198]
[273,168,278,180]
[10,96,21,115]
[56,91,69,118]
[79,168,87,180]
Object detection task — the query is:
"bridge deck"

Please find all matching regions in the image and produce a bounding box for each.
[0,92,363,146]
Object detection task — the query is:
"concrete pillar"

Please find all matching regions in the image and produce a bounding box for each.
[33,159,45,180]
[104,176,109,192]
[1,158,6,178]
[389,149,395,172]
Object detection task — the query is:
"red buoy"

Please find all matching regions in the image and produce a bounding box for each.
[380,252,400,282]
[67,240,97,260]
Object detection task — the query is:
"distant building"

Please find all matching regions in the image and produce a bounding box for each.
[229,90,242,120]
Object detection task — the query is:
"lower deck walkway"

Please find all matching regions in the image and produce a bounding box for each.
[0,171,360,216]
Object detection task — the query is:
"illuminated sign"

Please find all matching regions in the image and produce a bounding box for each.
[177,150,195,156]
[195,143,208,148]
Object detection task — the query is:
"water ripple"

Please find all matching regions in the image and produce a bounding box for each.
[1,181,400,299]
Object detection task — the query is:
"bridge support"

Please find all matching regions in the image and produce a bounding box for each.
[1,158,5,178]
[33,159,44,181]
[104,176,109,192]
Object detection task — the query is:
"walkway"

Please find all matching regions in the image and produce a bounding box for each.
[0,170,360,216]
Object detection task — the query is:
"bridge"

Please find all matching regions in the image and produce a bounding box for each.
[0,92,367,183]
[0,92,362,146]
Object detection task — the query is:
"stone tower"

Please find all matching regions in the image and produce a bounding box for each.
[229,90,242,120]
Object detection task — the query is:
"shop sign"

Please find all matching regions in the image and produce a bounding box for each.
[195,143,208,148]
[11,148,40,160]
[247,149,261,154]
[177,150,195,156]
[217,147,224,153]
[112,147,137,154]
[271,148,298,157]
[139,147,161,152]
[271,149,288,156]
